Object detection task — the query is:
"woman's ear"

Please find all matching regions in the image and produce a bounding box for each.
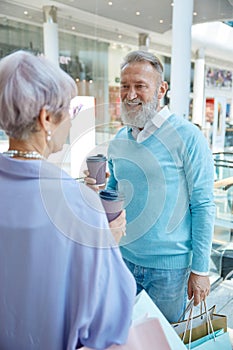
[157,81,168,100]
[38,108,53,132]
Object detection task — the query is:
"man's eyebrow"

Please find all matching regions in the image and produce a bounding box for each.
[120,80,147,84]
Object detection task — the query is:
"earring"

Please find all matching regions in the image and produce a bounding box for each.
[46,130,52,142]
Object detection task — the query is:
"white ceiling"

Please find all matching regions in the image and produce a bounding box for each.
[1,0,233,67]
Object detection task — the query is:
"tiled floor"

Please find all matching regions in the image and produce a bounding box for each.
[208,279,233,328]
[207,278,233,348]
[209,226,233,347]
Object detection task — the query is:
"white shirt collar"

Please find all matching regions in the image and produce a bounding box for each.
[131,106,172,142]
[150,105,171,128]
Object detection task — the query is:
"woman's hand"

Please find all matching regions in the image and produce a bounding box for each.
[83,170,109,192]
[109,210,126,244]
[83,170,101,192]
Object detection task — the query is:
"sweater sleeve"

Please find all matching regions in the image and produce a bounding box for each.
[106,157,118,191]
[184,132,215,273]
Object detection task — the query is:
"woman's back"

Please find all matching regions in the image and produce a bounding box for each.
[0,155,136,350]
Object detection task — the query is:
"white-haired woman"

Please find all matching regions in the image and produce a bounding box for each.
[0,51,136,350]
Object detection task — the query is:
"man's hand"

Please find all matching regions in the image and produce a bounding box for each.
[188,272,210,306]
[109,210,126,244]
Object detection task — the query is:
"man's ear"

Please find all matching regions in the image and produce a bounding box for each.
[157,81,168,100]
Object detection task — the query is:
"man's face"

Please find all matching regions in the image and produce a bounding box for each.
[120,61,161,128]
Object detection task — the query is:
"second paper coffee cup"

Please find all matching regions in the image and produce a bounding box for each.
[99,189,124,222]
[86,154,107,186]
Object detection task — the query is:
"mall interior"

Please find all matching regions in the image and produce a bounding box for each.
[1,0,233,347]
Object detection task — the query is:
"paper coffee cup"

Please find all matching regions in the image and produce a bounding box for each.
[99,189,124,222]
[86,154,107,186]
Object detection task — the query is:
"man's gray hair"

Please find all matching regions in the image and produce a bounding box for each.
[0,50,77,140]
[121,50,163,75]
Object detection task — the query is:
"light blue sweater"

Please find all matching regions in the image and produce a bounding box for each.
[107,114,215,273]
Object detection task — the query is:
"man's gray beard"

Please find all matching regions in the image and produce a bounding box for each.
[121,96,158,128]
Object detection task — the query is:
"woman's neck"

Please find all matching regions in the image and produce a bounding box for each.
[7,139,48,160]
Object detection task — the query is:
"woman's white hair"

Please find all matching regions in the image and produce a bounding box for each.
[0,50,77,139]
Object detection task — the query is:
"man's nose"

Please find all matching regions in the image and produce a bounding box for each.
[127,87,137,100]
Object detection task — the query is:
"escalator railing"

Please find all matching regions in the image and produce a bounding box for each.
[212,152,233,281]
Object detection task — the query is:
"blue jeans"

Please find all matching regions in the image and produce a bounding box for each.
[123,259,190,323]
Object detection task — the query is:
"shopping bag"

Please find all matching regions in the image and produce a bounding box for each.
[132,290,187,349]
[80,317,172,349]
[107,317,172,350]
[185,328,232,349]
[172,305,215,334]
[172,299,227,344]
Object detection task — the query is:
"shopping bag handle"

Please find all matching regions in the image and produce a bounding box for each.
[182,299,216,350]
[178,297,212,322]
[177,296,194,322]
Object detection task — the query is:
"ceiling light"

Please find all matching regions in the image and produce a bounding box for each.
[72,26,76,30]
[136,11,140,16]
[118,34,122,39]
[171,2,174,6]
[193,12,197,16]
[108,1,113,5]
[159,19,164,23]
[24,11,28,15]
